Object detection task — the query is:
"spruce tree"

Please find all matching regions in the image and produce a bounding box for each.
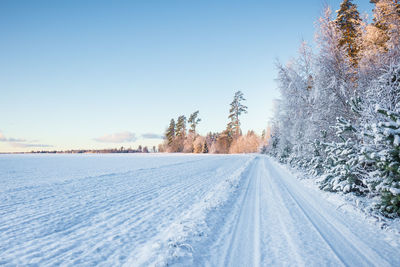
[202,142,208,153]
[319,125,366,195]
[363,106,400,217]
[319,98,368,195]
[175,115,187,138]
[335,0,362,67]
[175,115,187,152]
[228,91,248,139]
[309,130,328,176]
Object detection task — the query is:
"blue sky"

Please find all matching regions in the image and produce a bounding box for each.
[0,0,373,152]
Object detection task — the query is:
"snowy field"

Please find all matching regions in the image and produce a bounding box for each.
[1,154,400,266]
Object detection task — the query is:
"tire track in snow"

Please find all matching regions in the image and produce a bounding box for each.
[204,156,400,267]
[219,156,262,267]
[0,155,253,266]
[264,157,395,266]
[57,157,246,265]
[261,159,306,266]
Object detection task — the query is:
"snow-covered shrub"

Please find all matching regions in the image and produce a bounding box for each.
[363,106,400,217]
[319,116,368,195]
[309,131,328,176]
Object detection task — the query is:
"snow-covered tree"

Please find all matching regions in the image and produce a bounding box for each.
[313,7,354,133]
[266,1,400,218]
[360,0,400,80]
[183,132,195,153]
[309,133,327,176]
[319,110,368,195]
[361,105,400,217]
[371,0,400,52]
[270,42,315,164]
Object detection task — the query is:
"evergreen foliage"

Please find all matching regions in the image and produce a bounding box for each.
[362,106,400,217]
[188,111,201,134]
[166,119,175,146]
[175,116,187,138]
[319,116,367,195]
[202,142,209,153]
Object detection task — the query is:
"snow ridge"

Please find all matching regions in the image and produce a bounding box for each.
[128,155,255,266]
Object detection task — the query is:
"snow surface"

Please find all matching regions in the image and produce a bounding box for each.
[0,154,399,266]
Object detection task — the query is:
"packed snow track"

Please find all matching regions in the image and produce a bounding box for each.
[0,154,399,266]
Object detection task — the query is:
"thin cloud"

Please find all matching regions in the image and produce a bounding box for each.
[0,131,51,148]
[141,133,163,139]
[94,131,137,143]
[0,131,26,142]
[11,142,53,148]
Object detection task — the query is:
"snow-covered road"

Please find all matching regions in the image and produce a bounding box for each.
[1,154,399,266]
[204,156,400,267]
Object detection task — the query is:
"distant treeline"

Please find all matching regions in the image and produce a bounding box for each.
[27,145,157,154]
[159,91,267,154]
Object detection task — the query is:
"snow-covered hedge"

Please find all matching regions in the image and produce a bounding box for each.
[264,1,400,218]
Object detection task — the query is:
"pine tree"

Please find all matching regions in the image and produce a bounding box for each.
[175,115,187,138]
[228,91,248,139]
[225,121,234,145]
[165,119,175,146]
[188,111,201,134]
[174,115,187,152]
[335,0,362,68]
